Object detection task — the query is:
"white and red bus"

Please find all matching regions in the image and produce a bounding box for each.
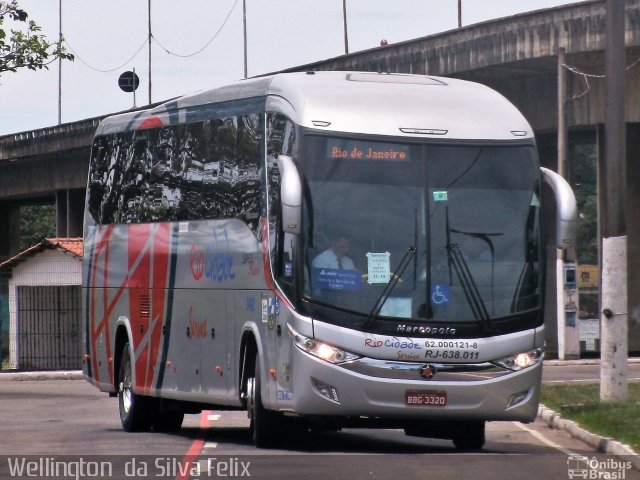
[83,71,576,449]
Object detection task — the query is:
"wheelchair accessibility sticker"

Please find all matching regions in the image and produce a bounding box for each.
[431,284,451,305]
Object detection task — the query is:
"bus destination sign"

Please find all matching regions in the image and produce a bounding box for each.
[327,140,410,161]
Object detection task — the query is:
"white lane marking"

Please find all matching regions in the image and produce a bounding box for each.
[203,442,218,450]
[207,414,221,422]
[512,421,577,456]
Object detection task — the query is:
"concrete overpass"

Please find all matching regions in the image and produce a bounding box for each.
[1,0,639,355]
[0,118,100,255]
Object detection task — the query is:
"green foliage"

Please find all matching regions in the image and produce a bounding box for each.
[0,0,73,75]
[573,144,598,265]
[541,382,640,452]
[19,204,55,251]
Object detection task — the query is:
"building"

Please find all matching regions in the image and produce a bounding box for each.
[0,238,82,370]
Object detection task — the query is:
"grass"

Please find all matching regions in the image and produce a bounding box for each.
[540,382,640,452]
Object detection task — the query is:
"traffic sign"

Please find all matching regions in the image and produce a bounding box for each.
[118,71,140,93]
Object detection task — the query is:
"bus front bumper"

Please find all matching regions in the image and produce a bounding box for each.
[285,346,542,422]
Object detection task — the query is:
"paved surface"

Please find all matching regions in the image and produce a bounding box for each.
[2,378,638,480]
[1,359,638,471]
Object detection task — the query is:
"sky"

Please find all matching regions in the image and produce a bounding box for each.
[0,0,583,136]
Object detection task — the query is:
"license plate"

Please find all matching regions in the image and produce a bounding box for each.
[405,390,447,406]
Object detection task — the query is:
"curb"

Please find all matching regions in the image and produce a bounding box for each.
[0,370,83,381]
[538,404,640,470]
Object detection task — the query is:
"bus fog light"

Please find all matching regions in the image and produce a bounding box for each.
[289,325,360,364]
[313,381,340,403]
[493,348,543,371]
[506,390,530,408]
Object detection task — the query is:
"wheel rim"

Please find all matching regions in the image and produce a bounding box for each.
[120,354,133,414]
[246,377,255,422]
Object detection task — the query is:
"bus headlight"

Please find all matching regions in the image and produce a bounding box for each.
[493,348,544,371]
[289,326,360,364]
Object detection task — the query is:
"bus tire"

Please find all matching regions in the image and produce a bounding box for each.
[247,355,279,448]
[452,421,485,450]
[118,342,152,432]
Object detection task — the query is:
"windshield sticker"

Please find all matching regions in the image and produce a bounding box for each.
[327,140,410,161]
[431,284,451,305]
[366,252,391,284]
[380,297,412,318]
[432,191,448,202]
[312,268,362,291]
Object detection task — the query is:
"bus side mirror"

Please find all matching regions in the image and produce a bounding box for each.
[277,155,302,235]
[541,167,577,251]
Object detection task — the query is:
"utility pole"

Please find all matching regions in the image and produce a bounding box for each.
[556,47,579,359]
[243,0,248,79]
[342,0,349,54]
[458,0,462,28]
[600,0,627,401]
[148,0,152,104]
[58,0,62,124]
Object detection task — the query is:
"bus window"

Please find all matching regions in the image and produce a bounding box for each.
[267,113,297,296]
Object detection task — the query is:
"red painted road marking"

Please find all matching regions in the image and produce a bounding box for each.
[175,410,210,480]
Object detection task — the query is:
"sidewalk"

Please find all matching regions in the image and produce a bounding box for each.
[0,369,83,381]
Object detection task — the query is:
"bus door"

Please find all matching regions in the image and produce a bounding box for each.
[272,230,297,407]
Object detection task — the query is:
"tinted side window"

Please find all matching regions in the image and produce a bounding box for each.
[87,131,135,224]
[87,114,262,234]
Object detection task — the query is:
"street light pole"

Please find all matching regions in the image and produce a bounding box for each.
[148,0,152,104]
[58,0,62,124]
[342,0,349,54]
[243,0,248,78]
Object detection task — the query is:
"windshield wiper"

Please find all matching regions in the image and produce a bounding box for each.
[363,246,416,329]
[445,207,495,333]
[447,241,492,331]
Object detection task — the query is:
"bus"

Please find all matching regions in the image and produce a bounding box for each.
[82,71,576,449]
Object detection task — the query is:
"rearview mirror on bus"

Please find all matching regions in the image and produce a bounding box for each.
[277,155,302,235]
[541,167,577,252]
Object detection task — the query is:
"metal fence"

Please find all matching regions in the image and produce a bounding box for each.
[15,285,82,370]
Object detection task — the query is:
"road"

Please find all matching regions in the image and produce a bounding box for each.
[0,375,638,480]
[542,360,640,383]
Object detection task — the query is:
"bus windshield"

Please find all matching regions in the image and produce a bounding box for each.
[301,135,542,326]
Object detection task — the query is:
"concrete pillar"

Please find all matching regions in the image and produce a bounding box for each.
[0,203,20,261]
[538,134,560,358]
[67,189,85,237]
[55,189,85,238]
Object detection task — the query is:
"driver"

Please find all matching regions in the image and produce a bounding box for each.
[312,234,355,270]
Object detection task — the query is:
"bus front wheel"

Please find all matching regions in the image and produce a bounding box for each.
[118,342,152,432]
[247,355,280,448]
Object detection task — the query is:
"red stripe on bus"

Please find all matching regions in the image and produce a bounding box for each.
[127,224,171,390]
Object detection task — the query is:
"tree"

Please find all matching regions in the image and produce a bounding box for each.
[19,204,55,251]
[573,144,598,265]
[0,1,73,75]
